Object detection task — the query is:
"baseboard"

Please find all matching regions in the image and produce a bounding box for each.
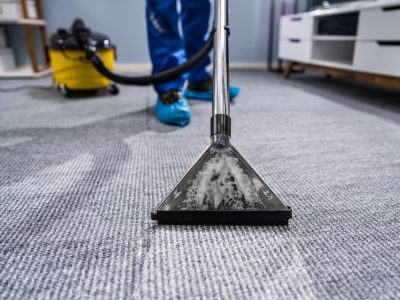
[115,63,152,74]
[230,62,268,70]
[267,62,283,71]
[115,62,268,73]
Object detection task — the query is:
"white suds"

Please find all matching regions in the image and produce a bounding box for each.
[179,149,266,210]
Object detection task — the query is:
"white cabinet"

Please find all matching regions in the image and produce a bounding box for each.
[358,6,400,40]
[279,39,312,63]
[279,15,313,64]
[278,0,400,80]
[280,15,313,39]
[354,41,400,77]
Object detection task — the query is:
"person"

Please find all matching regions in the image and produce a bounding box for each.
[146,0,240,127]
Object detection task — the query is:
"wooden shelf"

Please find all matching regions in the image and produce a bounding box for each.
[0,65,52,78]
[0,0,50,78]
[0,18,46,26]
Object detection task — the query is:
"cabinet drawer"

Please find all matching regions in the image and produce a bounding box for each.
[280,15,313,39]
[354,41,400,77]
[279,39,312,63]
[358,6,400,40]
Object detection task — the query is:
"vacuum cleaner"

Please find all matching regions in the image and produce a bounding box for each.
[51,0,292,225]
[151,0,292,225]
[49,19,213,97]
[49,20,119,98]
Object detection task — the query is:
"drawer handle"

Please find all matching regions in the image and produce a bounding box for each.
[290,17,302,21]
[382,5,400,11]
[0,6,3,14]
[377,41,400,46]
[289,39,301,43]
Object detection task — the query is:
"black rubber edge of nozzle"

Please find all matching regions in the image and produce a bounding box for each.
[211,114,231,137]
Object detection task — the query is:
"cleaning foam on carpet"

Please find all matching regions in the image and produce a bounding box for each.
[179,148,267,210]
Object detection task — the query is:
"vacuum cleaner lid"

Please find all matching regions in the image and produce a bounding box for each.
[50,19,113,50]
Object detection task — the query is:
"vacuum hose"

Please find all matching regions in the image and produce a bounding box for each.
[85,29,215,86]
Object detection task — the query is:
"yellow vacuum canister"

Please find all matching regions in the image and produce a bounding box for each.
[49,26,118,97]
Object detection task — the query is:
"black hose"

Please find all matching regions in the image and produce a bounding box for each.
[87,29,215,86]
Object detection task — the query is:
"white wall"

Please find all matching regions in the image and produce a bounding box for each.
[41,0,271,64]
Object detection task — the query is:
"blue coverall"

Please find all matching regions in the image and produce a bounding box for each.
[146,0,212,95]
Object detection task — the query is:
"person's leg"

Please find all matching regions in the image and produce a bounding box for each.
[180,0,240,101]
[146,0,186,94]
[180,0,212,85]
[146,0,191,126]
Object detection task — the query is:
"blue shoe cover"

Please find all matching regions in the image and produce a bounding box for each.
[229,85,240,100]
[155,96,191,127]
[184,85,240,101]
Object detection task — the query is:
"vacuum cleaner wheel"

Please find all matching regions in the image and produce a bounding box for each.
[59,84,73,98]
[58,83,119,98]
[108,84,119,95]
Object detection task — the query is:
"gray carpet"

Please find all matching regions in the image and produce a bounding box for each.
[0,71,399,299]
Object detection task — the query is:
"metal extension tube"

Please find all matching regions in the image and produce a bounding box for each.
[211,0,231,140]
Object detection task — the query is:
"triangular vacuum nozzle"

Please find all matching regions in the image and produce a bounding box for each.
[151,137,292,225]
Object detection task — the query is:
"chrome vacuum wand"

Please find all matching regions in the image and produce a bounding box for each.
[211,0,231,147]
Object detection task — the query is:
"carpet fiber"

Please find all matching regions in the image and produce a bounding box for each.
[0,71,399,299]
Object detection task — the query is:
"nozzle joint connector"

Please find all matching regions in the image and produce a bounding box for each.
[211,114,231,137]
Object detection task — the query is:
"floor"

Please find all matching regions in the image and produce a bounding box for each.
[0,71,399,299]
